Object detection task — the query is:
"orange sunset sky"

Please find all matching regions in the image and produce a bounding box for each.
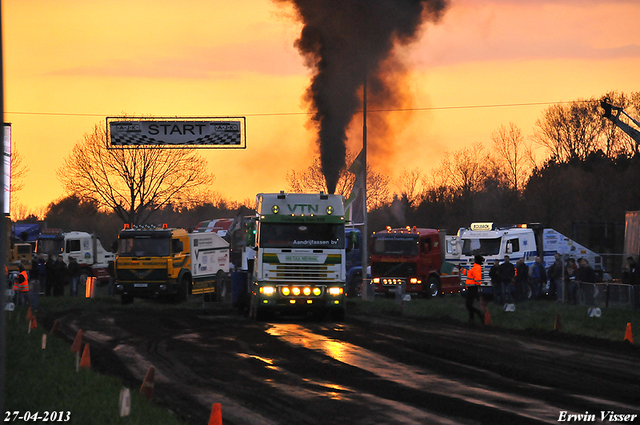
[3,0,640,217]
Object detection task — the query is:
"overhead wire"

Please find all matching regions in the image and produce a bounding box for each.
[4,100,580,118]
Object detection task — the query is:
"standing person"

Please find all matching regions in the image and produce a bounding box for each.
[12,264,29,306]
[37,254,47,296]
[52,256,67,296]
[573,258,596,305]
[550,253,564,302]
[489,259,502,304]
[514,258,529,302]
[68,256,80,297]
[107,240,117,296]
[459,255,485,324]
[529,257,547,301]
[498,255,516,304]
[622,256,638,285]
[45,254,56,296]
[30,255,40,311]
[564,258,577,303]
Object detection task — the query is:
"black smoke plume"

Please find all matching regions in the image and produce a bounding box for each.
[275,0,449,194]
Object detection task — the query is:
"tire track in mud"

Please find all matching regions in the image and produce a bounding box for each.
[50,307,640,425]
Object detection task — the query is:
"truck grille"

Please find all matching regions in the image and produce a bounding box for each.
[272,264,331,281]
[372,262,417,277]
[116,269,168,281]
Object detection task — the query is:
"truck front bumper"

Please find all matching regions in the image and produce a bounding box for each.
[115,281,178,298]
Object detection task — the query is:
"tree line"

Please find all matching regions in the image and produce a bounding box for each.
[12,91,640,252]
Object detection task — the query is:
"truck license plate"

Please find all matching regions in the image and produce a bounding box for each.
[134,284,148,288]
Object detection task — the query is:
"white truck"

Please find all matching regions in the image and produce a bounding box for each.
[36,229,116,284]
[446,222,603,295]
[249,192,347,321]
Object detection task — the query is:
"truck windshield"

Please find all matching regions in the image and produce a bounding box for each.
[462,238,502,256]
[37,239,64,256]
[118,233,171,257]
[371,234,419,256]
[259,223,345,249]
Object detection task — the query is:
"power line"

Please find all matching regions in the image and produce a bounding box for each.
[4,100,577,118]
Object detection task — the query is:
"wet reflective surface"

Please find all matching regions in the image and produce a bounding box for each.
[56,306,640,425]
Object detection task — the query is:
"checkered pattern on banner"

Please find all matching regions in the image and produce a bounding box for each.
[111,132,242,146]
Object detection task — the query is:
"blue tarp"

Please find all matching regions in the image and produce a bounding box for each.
[12,223,41,242]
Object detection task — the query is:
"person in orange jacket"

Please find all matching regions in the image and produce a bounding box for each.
[12,263,30,306]
[459,255,485,324]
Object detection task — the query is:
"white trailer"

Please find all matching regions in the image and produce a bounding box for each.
[189,231,230,295]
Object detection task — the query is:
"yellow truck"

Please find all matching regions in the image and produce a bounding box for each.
[115,224,230,304]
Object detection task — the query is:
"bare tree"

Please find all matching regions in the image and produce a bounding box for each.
[10,149,28,194]
[57,123,215,224]
[533,98,605,162]
[433,142,491,197]
[286,151,391,210]
[491,122,534,192]
[397,168,423,208]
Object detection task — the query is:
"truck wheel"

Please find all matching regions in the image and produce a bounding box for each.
[121,293,134,305]
[216,271,229,303]
[79,270,91,289]
[249,295,267,321]
[347,272,362,297]
[177,277,190,303]
[425,277,440,298]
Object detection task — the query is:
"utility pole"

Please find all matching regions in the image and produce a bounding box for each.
[361,78,368,299]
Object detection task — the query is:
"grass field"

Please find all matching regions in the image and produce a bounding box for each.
[4,306,190,425]
[352,293,639,342]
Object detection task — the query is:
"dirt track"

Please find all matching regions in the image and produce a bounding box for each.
[43,303,640,425]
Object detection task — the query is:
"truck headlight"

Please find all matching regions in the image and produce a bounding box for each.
[373,277,380,284]
[292,287,301,296]
[328,287,343,296]
[260,286,276,295]
[312,287,322,296]
[282,287,290,296]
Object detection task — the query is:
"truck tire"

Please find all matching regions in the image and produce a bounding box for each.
[249,295,267,321]
[79,269,91,290]
[425,276,440,298]
[216,271,229,303]
[176,277,190,303]
[347,272,362,298]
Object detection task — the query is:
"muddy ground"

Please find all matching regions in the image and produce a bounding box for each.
[41,302,640,425]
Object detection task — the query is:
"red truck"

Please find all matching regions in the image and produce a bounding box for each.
[371,227,461,297]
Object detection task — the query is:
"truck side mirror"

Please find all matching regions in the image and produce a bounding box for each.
[346,231,359,251]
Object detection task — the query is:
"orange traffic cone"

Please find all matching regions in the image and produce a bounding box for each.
[50,319,60,336]
[554,313,562,331]
[30,316,37,329]
[25,307,33,322]
[140,367,155,400]
[484,309,492,325]
[79,344,91,369]
[208,403,222,425]
[624,323,633,344]
[71,329,83,353]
